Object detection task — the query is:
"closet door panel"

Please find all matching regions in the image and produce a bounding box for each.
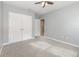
[9,12,22,43]
[22,15,32,40]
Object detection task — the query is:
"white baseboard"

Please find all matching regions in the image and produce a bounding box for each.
[3,37,34,46]
[2,36,79,48]
[0,46,3,56]
[44,36,79,48]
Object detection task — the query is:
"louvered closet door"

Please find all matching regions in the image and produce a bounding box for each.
[9,12,32,43]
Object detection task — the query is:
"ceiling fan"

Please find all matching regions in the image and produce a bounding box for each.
[35,1,54,8]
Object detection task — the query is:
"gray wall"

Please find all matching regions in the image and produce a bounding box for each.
[2,2,40,43]
[0,2,3,44]
[44,2,79,46]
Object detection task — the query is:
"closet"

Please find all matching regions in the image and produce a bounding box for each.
[9,12,32,43]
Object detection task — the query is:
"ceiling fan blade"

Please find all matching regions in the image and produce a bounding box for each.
[47,1,54,4]
[35,2,42,4]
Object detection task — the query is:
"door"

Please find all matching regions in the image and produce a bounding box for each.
[9,12,32,43]
[22,14,32,40]
[34,20,40,36]
[40,19,44,36]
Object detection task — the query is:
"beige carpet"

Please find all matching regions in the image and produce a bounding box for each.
[0,38,79,57]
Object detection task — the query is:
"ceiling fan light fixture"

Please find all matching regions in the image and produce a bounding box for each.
[35,1,54,8]
[41,2,45,7]
[46,2,48,6]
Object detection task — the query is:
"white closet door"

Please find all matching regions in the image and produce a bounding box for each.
[9,12,32,43]
[22,14,32,40]
[9,12,22,43]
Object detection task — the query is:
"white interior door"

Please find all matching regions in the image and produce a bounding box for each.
[34,19,40,36]
[9,12,32,43]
